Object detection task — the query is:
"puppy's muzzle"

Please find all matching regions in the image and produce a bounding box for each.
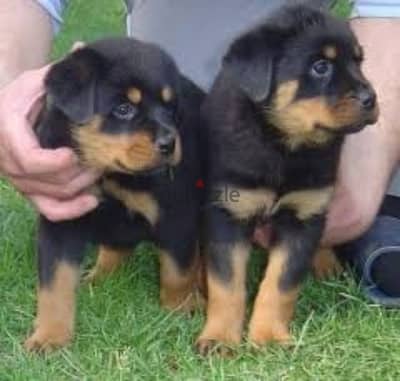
[156,127,176,157]
[355,84,377,112]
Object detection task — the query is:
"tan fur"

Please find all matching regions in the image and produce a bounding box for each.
[159,250,203,313]
[170,134,182,166]
[103,179,159,226]
[24,262,79,351]
[323,45,338,59]
[312,247,343,280]
[127,87,142,104]
[73,116,160,173]
[217,185,276,220]
[161,86,174,103]
[85,245,131,282]
[269,95,365,149]
[248,246,298,345]
[196,243,250,353]
[273,80,299,111]
[274,187,334,220]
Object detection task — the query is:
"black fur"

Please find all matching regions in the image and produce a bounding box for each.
[198,4,378,347]
[35,38,205,319]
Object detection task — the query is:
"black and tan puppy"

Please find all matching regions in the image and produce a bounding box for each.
[196,5,378,353]
[24,37,205,351]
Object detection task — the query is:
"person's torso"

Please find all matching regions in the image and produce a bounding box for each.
[130,0,283,90]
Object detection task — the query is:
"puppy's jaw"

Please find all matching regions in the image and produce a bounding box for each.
[72,115,182,173]
[267,81,379,149]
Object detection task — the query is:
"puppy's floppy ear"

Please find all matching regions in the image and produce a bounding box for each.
[223,32,277,102]
[45,48,107,123]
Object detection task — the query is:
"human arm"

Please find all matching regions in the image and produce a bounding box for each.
[323,18,400,245]
[0,0,99,221]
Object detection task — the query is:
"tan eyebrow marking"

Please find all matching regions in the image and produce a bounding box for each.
[127,87,142,104]
[161,86,174,103]
[323,45,337,60]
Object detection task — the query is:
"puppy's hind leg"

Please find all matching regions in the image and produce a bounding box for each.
[158,215,204,314]
[312,247,343,280]
[84,245,131,283]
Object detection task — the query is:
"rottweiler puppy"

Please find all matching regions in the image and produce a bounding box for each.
[24,37,205,351]
[196,5,378,353]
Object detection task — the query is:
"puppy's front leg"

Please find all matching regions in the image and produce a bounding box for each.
[158,215,203,313]
[25,218,88,351]
[249,210,324,346]
[196,206,251,355]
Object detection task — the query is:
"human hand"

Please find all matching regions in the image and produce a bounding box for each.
[0,66,100,221]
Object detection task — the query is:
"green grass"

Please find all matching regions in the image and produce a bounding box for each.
[3,1,400,380]
[332,0,354,18]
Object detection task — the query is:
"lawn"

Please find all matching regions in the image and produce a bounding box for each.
[1,1,400,380]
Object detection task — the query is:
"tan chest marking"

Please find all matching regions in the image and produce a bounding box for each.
[274,187,334,220]
[216,185,276,220]
[103,179,160,226]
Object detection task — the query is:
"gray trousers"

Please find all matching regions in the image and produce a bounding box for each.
[126,0,329,90]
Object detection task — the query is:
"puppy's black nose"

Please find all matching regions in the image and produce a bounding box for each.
[357,86,376,110]
[156,134,176,156]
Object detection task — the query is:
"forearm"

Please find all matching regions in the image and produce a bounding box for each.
[0,0,53,86]
[352,18,400,176]
[324,18,400,245]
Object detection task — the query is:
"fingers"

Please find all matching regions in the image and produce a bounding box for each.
[30,194,99,222]
[0,64,100,223]
[0,64,79,179]
[11,170,100,199]
[11,144,79,177]
[27,92,46,125]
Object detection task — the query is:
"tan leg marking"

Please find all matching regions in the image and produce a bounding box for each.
[312,247,343,280]
[248,246,298,346]
[25,262,79,351]
[160,250,204,313]
[85,245,131,283]
[196,243,250,355]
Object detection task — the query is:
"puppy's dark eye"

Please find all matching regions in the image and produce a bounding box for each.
[311,60,333,78]
[112,103,138,120]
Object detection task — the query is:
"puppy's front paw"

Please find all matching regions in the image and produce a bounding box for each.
[195,326,241,356]
[195,337,235,357]
[24,324,72,352]
[248,320,293,347]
